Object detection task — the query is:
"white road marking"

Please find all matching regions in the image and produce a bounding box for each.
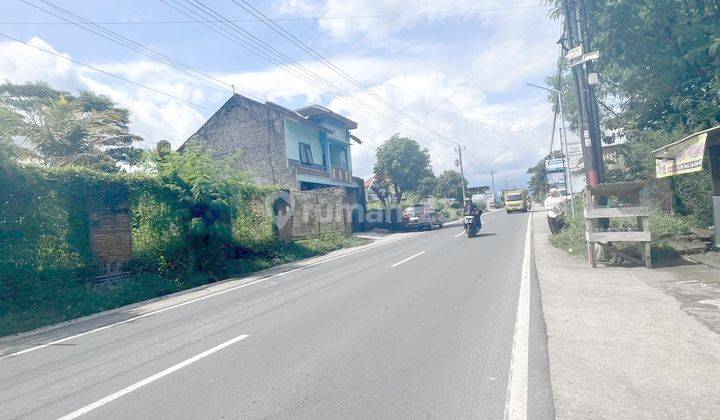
[454,231,466,238]
[390,251,427,268]
[2,231,427,360]
[504,214,532,420]
[57,334,249,419]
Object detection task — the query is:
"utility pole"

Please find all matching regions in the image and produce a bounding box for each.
[560,0,605,187]
[561,0,607,229]
[490,170,496,205]
[456,144,467,202]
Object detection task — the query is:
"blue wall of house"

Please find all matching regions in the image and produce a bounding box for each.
[284,118,323,166]
[315,117,349,143]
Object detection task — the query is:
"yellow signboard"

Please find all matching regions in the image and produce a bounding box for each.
[655,132,707,178]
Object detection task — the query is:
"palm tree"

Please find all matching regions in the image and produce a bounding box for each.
[1,82,143,171]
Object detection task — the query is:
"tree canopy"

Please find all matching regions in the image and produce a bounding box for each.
[434,170,467,201]
[373,134,432,204]
[545,0,720,136]
[0,81,143,171]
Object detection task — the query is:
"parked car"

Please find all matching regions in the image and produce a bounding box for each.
[402,204,444,230]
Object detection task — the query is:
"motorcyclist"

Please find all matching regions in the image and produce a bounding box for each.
[463,198,481,229]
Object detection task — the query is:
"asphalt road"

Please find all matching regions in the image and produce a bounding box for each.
[0,209,554,419]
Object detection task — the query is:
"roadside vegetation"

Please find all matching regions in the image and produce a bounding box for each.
[0,82,365,336]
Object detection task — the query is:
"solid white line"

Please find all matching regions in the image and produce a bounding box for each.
[57,334,248,419]
[504,215,532,420]
[2,232,427,360]
[454,231,466,238]
[390,251,427,268]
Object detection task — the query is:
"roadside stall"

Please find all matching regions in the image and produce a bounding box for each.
[654,126,720,248]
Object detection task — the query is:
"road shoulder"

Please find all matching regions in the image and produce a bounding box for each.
[532,211,720,418]
[0,231,421,357]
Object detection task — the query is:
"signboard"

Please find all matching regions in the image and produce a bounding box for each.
[655,132,707,178]
[545,158,565,173]
[566,45,583,61]
[569,50,600,67]
[546,171,566,186]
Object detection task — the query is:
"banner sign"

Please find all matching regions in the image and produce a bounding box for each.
[545,158,565,173]
[655,132,707,178]
[546,171,566,186]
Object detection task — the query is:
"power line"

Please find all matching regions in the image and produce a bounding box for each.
[168,0,463,154]
[18,0,263,101]
[230,0,461,147]
[228,0,495,171]
[0,33,210,110]
[0,5,544,25]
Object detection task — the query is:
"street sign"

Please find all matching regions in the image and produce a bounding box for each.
[547,171,566,186]
[545,158,566,173]
[569,50,600,67]
[566,45,583,61]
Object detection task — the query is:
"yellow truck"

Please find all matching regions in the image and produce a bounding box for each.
[503,189,529,213]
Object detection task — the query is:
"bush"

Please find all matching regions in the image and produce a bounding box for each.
[548,198,587,258]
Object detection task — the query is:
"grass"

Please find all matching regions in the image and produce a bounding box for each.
[0,234,368,337]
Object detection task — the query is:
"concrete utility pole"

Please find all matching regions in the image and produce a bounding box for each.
[561,0,607,227]
[456,145,467,202]
[560,0,605,187]
[490,170,496,205]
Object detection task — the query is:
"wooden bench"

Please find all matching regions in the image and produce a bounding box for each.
[585,182,652,268]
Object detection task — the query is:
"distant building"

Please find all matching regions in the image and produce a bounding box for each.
[364,176,380,202]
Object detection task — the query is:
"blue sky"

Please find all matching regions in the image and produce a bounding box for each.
[0,0,562,188]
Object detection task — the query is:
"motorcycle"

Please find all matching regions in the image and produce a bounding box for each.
[464,212,481,238]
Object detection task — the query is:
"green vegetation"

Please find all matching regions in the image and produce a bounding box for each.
[373,134,432,205]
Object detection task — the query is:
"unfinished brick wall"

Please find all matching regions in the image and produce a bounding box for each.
[88,185,132,266]
[288,187,349,238]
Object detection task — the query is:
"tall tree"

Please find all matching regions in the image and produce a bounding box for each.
[434,170,467,201]
[416,175,438,197]
[0,82,143,171]
[373,134,432,205]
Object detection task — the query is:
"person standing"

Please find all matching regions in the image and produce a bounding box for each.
[544,188,567,234]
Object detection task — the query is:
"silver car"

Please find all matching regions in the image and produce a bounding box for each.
[402,204,444,230]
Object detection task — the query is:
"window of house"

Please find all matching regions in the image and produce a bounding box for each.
[299,142,313,165]
[330,145,348,169]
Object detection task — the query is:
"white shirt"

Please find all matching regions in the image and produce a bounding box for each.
[544,195,567,218]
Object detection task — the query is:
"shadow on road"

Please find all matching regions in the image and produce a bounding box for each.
[468,233,497,239]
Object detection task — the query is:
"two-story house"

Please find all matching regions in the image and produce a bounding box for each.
[181,94,363,196]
